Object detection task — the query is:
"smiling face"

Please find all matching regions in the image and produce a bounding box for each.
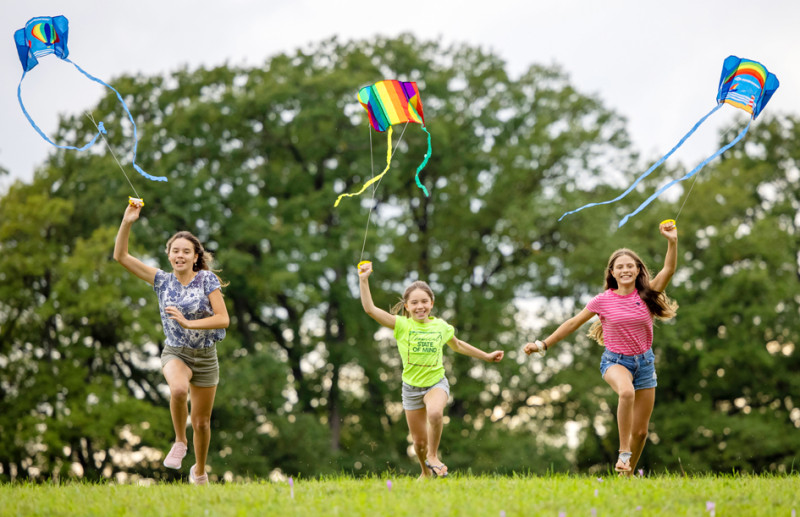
[610,253,640,289]
[404,288,434,322]
[168,237,199,274]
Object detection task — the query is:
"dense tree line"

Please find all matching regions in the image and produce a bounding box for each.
[1,35,797,482]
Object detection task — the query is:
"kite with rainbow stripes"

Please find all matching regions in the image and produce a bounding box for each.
[334,80,432,207]
[559,55,779,227]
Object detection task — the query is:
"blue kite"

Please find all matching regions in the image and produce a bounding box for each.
[14,15,166,182]
[559,55,778,227]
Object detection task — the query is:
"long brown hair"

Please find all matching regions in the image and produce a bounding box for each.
[390,281,435,317]
[588,248,678,345]
[165,231,229,287]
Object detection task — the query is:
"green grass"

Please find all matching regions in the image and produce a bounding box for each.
[2,474,798,516]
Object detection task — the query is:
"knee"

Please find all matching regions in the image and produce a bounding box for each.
[192,415,211,432]
[413,437,428,453]
[618,388,635,404]
[427,410,443,427]
[632,427,649,443]
[170,385,189,401]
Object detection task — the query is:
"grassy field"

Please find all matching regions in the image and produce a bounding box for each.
[2,474,798,516]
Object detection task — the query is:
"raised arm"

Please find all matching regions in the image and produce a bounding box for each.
[650,220,678,292]
[113,202,157,285]
[447,336,504,362]
[358,262,396,329]
[523,308,596,355]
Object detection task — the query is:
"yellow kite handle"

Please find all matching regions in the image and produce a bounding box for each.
[660,219,675,227]
[357,260,372,272]
[129,196,144,207]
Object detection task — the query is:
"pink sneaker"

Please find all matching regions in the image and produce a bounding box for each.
[163,441,188,469]
[189,464,208,485]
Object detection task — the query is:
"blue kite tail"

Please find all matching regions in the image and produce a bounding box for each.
[18,70,106,151]
[66,58,167,182]
[558,104,723,221]
[618,120,751,227]
[414,126,431,197]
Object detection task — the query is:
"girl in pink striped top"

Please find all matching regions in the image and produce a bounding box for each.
[524,221,678,475]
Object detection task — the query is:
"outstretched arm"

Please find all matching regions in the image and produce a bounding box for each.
[113,201,157,285]
[447,336,504,362]
[358,262,396,329]
[651,220,678,292]
[523,308,596,355]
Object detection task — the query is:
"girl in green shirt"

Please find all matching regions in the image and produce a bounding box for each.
[359,261,504,479]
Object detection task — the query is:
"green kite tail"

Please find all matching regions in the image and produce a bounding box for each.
[414,126,431,197]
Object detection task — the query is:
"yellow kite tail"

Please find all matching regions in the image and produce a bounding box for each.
[334,127,393,207]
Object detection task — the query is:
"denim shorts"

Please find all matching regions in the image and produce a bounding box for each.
[401,377,450,410]
[600,348,657,390]
[161,344,219,387]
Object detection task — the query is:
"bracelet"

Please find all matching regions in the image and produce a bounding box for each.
[535,339,547,356]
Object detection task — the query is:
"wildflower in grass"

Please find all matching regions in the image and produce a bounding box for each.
[706,501,715,516]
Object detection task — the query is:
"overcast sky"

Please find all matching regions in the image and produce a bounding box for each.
[2,0,798,193]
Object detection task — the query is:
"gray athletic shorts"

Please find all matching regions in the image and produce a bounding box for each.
[401,376,450,410]
[161,344,219,387]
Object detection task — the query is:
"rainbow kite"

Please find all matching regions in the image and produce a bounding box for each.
[559,55,778,227]
[334,80,431,206]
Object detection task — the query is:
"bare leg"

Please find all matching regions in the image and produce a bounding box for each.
[163,359,192,445]
[423,388,449,476]
[603,365,635,469]
[189,385,217,478]
[628,388,655,474]
[405,407,431,479]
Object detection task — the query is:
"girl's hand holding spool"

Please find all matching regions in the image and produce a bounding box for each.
[358,260,373,278]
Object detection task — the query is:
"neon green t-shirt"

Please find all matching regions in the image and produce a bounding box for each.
[393,315,455,387]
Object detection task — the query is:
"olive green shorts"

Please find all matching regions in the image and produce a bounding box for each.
[160,344,219,387]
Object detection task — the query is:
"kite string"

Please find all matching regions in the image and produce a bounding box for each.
[673,172,700,223]
[358,122,410,263]
[84,111,140,199]
[558,104,722,222]
[673,118,748,222]
[618,120,751,227]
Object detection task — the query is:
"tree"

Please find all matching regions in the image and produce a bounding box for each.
[1,34,633,480]
[5,34,795,481]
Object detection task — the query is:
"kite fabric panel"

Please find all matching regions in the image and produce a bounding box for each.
[334,80,431,207]
[717,56,779,119]
[558,55,778,227]
[358,80,426,131]
[14,15,167,182]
